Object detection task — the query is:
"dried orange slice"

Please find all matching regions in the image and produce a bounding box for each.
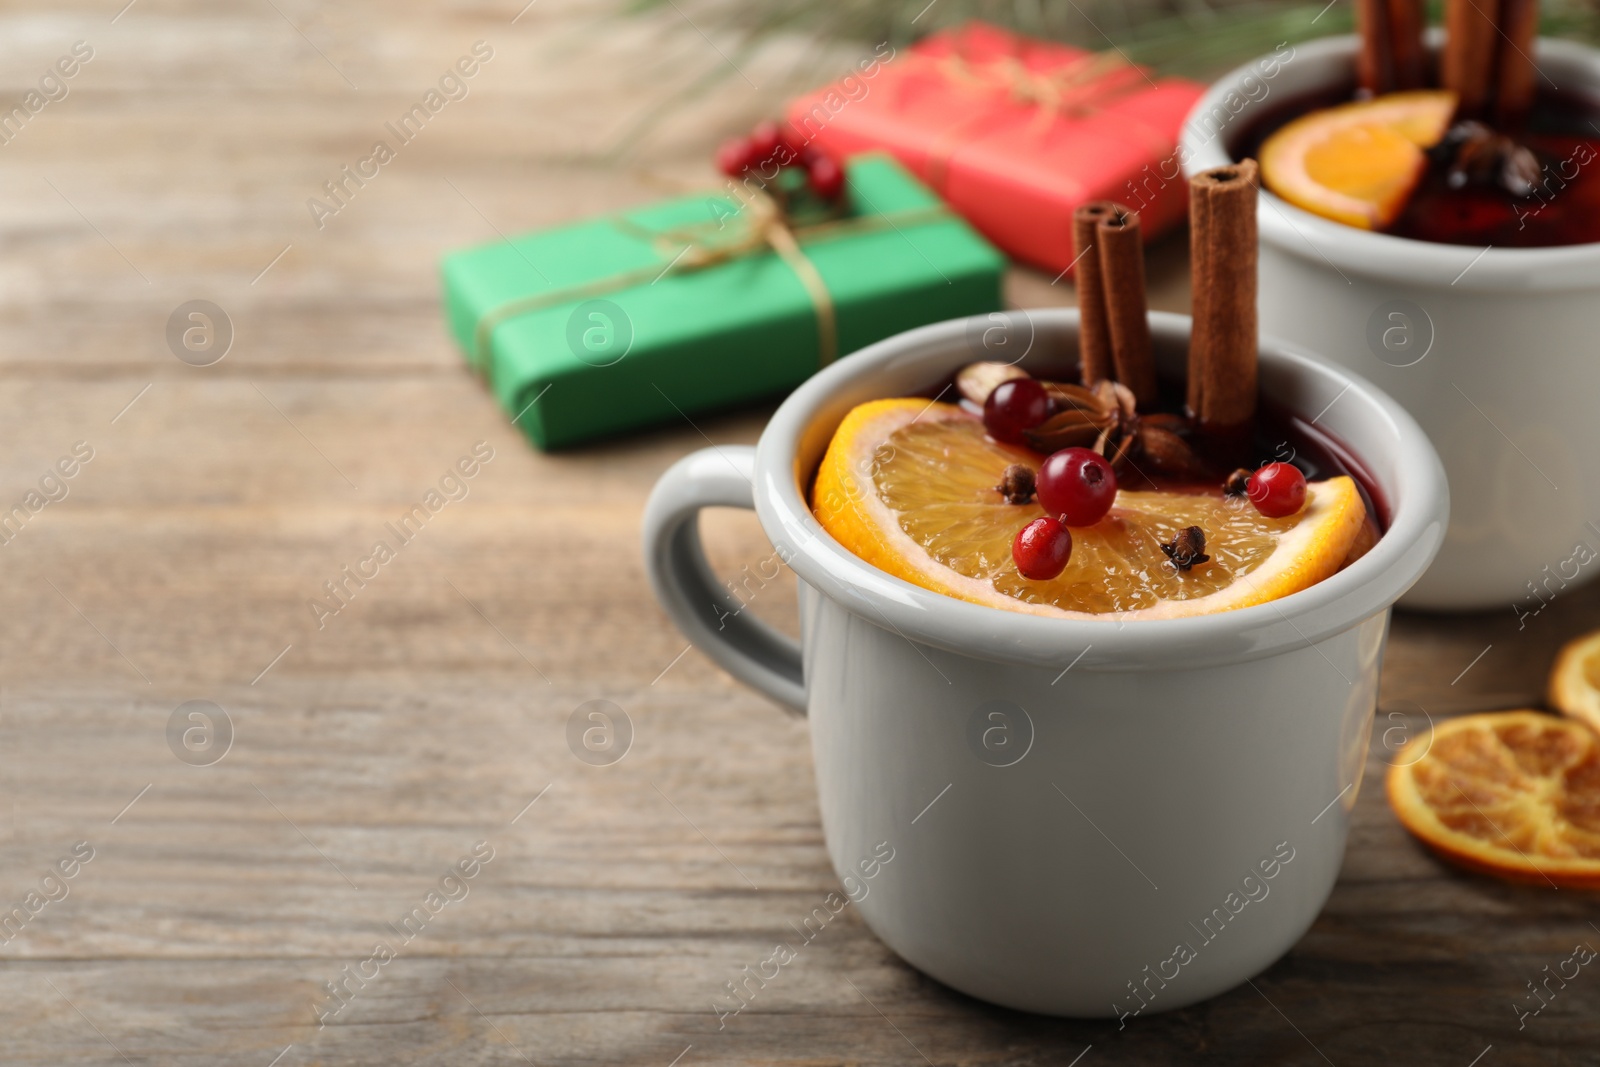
[1387,711,1600,888]
[1550,629,1600,734]
[1260,90,1458,229]
[810,398,1367,620]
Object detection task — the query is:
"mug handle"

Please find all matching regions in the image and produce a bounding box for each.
[642,445,806,714]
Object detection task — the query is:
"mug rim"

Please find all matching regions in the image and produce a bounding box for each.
[1182,33,1600,292]
[751,310,1448,672]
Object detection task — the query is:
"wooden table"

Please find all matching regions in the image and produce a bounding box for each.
[2,3,1597,1063]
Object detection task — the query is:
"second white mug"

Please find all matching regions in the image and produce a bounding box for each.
[1184,32,1600,613]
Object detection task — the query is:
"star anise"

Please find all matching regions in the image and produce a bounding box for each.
[1429,121,1544,198]
[1023,379,1210,480]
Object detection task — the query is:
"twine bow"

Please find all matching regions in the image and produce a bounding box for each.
[933,50,1137,131]
[470,189,954,382]
[907,43,1174,191]
[614,189,841,366]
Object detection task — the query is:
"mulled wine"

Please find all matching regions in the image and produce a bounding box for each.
[1234,82,1600,248]
[806,163,1382,618]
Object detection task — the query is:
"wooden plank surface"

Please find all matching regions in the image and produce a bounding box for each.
[0,2,1597,1064]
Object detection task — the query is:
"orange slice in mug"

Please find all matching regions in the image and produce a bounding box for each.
[810,398,1367,620]
[1260,90,1458,229]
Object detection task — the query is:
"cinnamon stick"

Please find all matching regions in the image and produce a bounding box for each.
[1496,0,1540,126]
[1444,0,1501,117]
[1072,201,1117,385]
[1187,161,1258,437]
[1357,0,1427,94]
[1355,0,1396,94]
[1095,207,1157,408]
[1388,0,1428,90]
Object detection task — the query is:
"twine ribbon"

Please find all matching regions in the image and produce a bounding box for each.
[933,50,1135,127]
[471,190,954,382]
[903,45,1175,192]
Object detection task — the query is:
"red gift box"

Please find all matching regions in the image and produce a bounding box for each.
[785,22,1204,275]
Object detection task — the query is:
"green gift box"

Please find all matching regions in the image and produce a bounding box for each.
[440,153,1006,450]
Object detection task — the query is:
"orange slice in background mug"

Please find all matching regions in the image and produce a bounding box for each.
[1260,90,1458,230]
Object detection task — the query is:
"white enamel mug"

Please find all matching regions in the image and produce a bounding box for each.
[643,310,1447,1017]
[1184,33,1600,611]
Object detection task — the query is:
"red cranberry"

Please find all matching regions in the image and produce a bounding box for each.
[779,123,809,156]
[770,141,799,168]
[1037,447,1118,527]
[982,378,1051,445]
[1246,462,1307,518]
[808,154,845,200]
[716,136,754,177]
[749,120,782,162]
[1013,517,1073,580]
